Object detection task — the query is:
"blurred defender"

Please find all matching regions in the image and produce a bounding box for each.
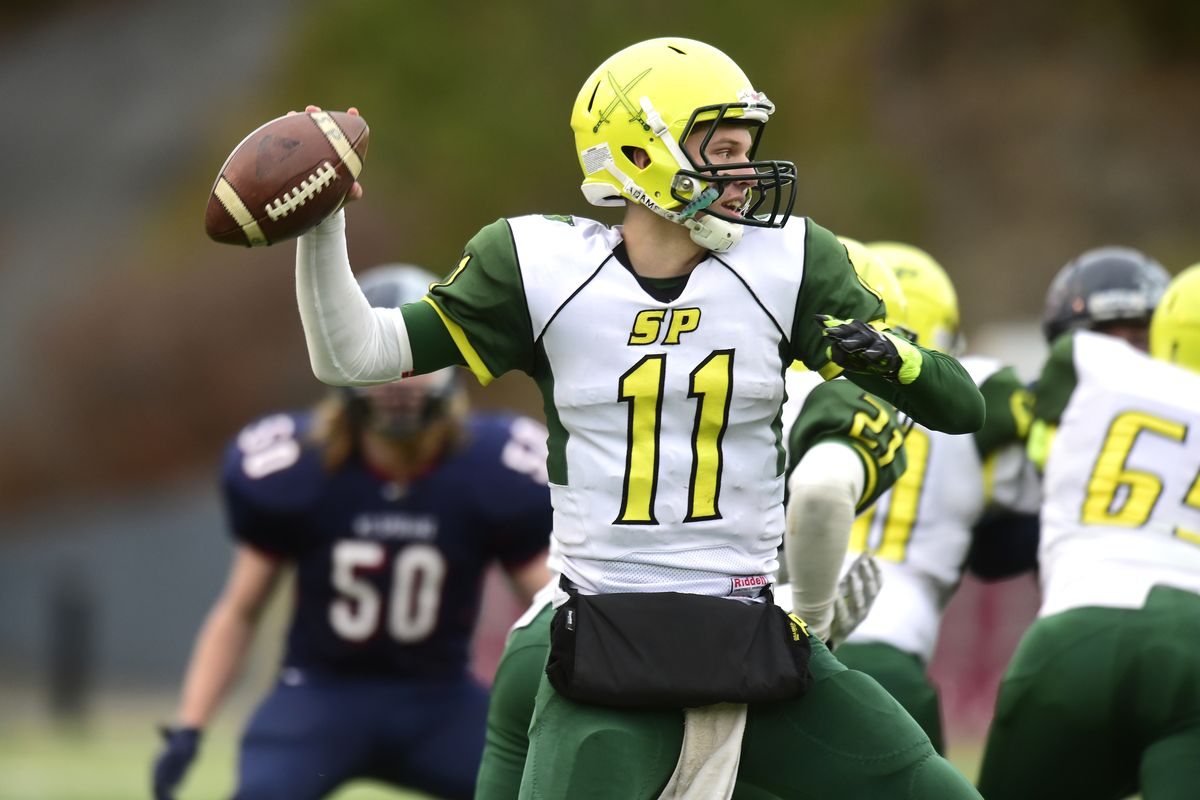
[151,266,552,800]
[977,255,1197,800]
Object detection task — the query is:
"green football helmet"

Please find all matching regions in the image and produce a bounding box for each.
[1150,263,1200,374]
[570,37,796,252]
[869,241,962,355]
[838,237,911,334]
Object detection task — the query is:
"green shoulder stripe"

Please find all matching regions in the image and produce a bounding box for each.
[791,220,887,371]
[974,365,1035,459]
[425,219,534,385]
[786,380,908,510]
[1033,333,1079,426]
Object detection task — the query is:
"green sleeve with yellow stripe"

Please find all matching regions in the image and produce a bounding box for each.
[786,379,908,511]
[419,218,534,383]
[973,365,1035,459]
[1027,333,1079,468]
[1033,334,1079,426]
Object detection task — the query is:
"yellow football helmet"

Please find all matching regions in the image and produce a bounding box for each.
[838,237,910,333]
[570,38,796,252]
[869,241,961,354]
[1150,263,1200,374]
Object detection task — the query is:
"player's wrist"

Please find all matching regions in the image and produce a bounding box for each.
[160,724,203,740]
[882,330,923,384]
[311,208,346,237]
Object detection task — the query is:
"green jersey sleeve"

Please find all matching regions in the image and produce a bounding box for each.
[844,349,985,435]
[789,220,886,372]
[973,366,1035,459]
[423,219,535,385]
[786,380,908,511]
[1033,333,1079,426]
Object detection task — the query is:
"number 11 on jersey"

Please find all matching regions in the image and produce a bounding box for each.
[615,350,734,525]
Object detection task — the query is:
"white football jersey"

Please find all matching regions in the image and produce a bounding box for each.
[1038,332,1200,616]
[427,214,888,599]
[842,355,1038,661]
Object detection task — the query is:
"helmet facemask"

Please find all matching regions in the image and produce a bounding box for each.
[670,103,796,230]
[345,368,461,441]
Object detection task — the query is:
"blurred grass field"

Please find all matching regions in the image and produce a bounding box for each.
[0,691,432,800]
[0,689,986,800]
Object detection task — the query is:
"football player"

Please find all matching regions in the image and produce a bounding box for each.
[819,241,1041,754]
[290,37,986,799]
[977,263,1200,799]
[475,239,909,799]
[151,265,553,800]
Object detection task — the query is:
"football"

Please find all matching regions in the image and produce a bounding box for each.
[205,111,369,247]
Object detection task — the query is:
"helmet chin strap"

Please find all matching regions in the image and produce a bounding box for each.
[605,163,744,253]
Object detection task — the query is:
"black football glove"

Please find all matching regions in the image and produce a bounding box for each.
[815,315,918,383]
[152,725,201,800]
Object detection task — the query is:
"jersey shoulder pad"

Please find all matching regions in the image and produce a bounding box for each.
[220,411,326,512]
[507,214,623,339]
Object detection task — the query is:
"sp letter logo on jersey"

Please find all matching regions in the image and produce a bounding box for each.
[629,307,702,346]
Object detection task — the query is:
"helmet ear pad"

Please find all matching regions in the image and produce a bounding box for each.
[342,369,463,441]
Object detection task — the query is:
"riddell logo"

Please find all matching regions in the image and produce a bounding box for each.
[730,575,768,593]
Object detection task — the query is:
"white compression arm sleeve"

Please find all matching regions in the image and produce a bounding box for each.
[785,441,866,640]
[295,209,413,386]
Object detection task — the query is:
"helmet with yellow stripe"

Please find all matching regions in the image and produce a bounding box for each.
[869,241,961,354]
[1150,263,1200,374]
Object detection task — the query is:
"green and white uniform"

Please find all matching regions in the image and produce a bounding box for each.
[841,356,1037,658]
[782,367,909,511]
[429,214,979,602]
[978,330,1200,800]
[834,356,1037,751]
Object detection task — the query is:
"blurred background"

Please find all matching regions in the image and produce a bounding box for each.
[2,0,1199,797]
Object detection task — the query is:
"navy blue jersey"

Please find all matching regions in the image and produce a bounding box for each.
[220,411,552,679]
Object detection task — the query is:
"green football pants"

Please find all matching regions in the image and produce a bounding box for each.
[834,641,944,754]
[978,585,1200,800]
[476,603,980,799]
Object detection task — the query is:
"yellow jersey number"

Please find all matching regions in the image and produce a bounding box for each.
[850,426,930,563]
[1081,410,1200,545]
[616,350,733,524]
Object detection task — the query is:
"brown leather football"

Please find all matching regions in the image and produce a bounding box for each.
[205,111,368,247]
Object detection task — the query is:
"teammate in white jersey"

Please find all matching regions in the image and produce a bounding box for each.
[288,37,986,799]
[977,262,1200,800]
[814,241,1041,755]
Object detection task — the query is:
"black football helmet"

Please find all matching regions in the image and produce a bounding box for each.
[1041,247,1170,344]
